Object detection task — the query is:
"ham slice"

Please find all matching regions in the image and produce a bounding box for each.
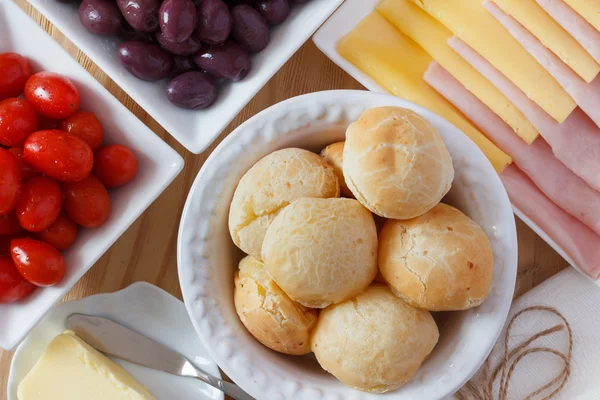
[536,0,600,65]
[448,36,600,193]
[424,61,600,237]
[484,0,600,128]
[501,164,600,280]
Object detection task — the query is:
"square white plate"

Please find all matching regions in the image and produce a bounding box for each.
[0,0,184,350]
[312,0,598,286]
[26,0,344,154]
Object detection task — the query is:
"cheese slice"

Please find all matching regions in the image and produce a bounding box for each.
[18,331,156,400]
[563,0,600,33]
[377,0,538,144]
[493,0,600,82]
[337,11,512,172]
[410,0,577,123]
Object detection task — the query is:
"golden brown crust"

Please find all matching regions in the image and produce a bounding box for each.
[233,256,318,355]
[311,285,439,393]
[379,203,494,311]
[343,107,454,219]
[262,197,378,308]
[320,142,354,198]
[228,148,340,259]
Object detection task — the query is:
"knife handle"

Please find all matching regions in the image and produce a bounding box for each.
[183,360,255,400]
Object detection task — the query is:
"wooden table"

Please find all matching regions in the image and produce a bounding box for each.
[0,0,570,397]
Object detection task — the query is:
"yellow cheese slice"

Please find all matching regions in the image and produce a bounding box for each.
[493,0,600,82]
[377,0,538,144]
[18,331,156,400]
[337,11,512,172]
[410,0,577,123]
[563,0,600,33]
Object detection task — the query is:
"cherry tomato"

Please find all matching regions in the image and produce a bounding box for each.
[93,145,138,187]
[0,148,21,215]
[8,148,39,181]
[24,130,94,182]
[36,212,78,251]
[0,211,21,236]
[11,237,65,287]
[24,72,80,119]
[60,111,104,151]
[0,53,31,100]
[16,177,62,232]
[0,98,38,147]
[62,175,111,228]
[0,256,35,303]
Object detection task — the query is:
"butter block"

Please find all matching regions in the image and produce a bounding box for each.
[563,0,600,33]
[377,0,539,144]
[337,11,512,172]
[18,331,156,400]
[410,0,577,123]
[493,0,600,82]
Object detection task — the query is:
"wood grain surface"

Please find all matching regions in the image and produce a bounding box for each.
[0,0,569,398]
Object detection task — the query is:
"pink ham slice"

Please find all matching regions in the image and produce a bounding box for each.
[484,0,600,129]
[424,61,600,237]
[502,164,600,280]
[536,0,600,65]
[448,36,600,193]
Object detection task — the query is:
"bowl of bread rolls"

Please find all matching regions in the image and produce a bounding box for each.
[178,90,518,400]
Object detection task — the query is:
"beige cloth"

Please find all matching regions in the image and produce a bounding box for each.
[454,267,599,399]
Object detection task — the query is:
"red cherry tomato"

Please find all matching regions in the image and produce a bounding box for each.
[60,111,104,151]
[24,72,80,119]
[0,256,35,303]
[93,145,138,187]
[0,53,31,100]
[7,148,39,181]
[0,211,21,236]
[11,238,65,287]
[23,130,93,182]
[62,175,111,228]
[16,177,62,232]
[0,148,21,215]
[0,98,38,147]
[36,212,78,251]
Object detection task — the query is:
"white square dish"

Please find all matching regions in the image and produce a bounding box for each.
[312,0,598,286]
[0,0,184,350]
[26,0,345,154]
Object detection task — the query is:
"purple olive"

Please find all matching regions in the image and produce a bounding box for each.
[289,0,310,3]
[230,5,269,53]
[78,0,124,35]
[159,0,197,43]
[118,22,157,42]
[156,31,203,55]
[193,40,250,81]
[255,0,289,25]
[195,0,231,46]
[117,0,160,32]
[224,0,253,7]
[166,71,217,109]
[118,41,173,81]
[172,55,200,75]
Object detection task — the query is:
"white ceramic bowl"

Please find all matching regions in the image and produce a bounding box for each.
[7,282,223,400]
[177,90,518,400]
[0,0,184,351]
[312,0,596,286]
[26,0,344,154]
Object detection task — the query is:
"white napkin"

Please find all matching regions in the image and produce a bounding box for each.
[455,267,600,399]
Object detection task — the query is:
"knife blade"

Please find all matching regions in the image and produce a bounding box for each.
[66,314,254,400]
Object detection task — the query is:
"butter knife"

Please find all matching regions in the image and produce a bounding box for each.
[66,314,254,400]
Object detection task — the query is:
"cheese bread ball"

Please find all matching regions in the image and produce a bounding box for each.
[262,197,378,308]
[234,256,318,355]
[379,203,494,311]
[311,284,439,393]
[320,142,353,198]
[343,107,454,219]
[229,148,340,259]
